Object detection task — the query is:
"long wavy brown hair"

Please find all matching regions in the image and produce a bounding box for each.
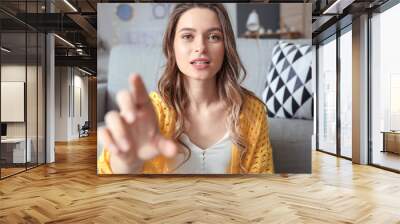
[158,3,256,172]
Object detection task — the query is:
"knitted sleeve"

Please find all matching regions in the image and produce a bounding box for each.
[149,91,165,130]
[246,98,275,174]
[97,148,112,174]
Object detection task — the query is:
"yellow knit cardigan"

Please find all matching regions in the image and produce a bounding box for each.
[98,91,274,174]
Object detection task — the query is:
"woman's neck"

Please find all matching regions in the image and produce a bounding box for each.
[184,77,220,111]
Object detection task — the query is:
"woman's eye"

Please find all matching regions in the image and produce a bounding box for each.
[182,34,193,40]
[208,34,222,41]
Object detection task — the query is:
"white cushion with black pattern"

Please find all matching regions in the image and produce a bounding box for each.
[262,41,313,120]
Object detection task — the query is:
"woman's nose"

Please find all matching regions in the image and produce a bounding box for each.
[194,37,207,53]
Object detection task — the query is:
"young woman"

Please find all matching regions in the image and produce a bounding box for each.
[98,3,274,174]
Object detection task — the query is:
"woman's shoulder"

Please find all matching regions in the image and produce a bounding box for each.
[242,90,267,115]
[240,90,269,142]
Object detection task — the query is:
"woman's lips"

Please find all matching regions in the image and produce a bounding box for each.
[190,59,210,70]
[191,61,210,70]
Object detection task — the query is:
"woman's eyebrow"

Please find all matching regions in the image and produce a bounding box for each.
[208,27,222,33]
[178,27,222,33]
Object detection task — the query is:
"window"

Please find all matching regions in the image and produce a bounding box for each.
[370,2,400,171]
[340,28,352,158]
[318,36,337,154]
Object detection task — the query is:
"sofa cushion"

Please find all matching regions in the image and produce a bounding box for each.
[262,41,313,120]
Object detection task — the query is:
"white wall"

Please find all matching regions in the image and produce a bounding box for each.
[55,67,68,141]
[72,73,89,138]
[74,74,89,122]
[55,67,89,141]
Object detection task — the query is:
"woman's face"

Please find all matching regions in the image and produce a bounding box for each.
[173,8,225,81]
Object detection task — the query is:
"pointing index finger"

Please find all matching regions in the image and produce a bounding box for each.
[116,90,135,123]
[129,74,151,108]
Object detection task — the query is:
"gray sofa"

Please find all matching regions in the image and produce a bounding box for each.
[268,118,312,173]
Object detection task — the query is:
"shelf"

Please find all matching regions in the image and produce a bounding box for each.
[240,31,303,39]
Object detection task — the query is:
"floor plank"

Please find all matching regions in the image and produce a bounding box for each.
[0,135,399,223]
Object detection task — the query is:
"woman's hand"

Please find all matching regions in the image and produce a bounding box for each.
[99,74,178,173]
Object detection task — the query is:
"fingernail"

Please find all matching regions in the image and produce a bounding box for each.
[120,139,130,152]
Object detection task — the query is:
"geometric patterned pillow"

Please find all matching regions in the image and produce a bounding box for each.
[262,41,313,120]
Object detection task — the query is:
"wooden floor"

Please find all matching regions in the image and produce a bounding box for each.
[1,167,25,178]
[1,163,44,178]
[0,135,400,223]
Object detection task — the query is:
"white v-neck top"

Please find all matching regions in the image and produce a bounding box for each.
[173,132,232,174]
